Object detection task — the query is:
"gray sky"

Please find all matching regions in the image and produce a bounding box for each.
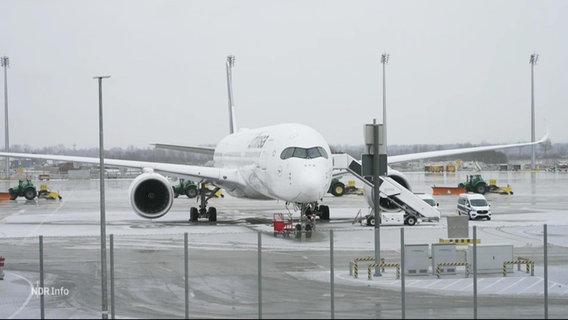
[1,0,566,149]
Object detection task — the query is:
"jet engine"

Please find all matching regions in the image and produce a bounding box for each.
[363,168,412,212]
[128,169,174,219]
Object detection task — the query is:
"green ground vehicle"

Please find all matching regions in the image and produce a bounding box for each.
[172,179,198,198]
[8,179,38,200]
[458,174,488,194]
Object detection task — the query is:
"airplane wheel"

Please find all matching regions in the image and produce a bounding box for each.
[208,207,217,222]
[319,205,330,220]
[306,224,313,238]
[295,224,302,238]
[367,217,375,226]
[190,207,198,222]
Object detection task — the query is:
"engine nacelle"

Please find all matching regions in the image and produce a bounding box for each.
[128,169,174,219]
[363,168,412,212]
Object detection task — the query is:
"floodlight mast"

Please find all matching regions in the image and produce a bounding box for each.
[226,55,237,134]
[93,75,111,319]
[1,56,9,179]
[529,53,538,170]
[381,53,389,153]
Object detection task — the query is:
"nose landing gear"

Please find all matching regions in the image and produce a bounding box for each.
[292,203,329,238]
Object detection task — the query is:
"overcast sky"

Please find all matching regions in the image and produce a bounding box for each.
[0,0,566,150]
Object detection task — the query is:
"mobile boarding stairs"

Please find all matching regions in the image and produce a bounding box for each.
[332,153,440,223]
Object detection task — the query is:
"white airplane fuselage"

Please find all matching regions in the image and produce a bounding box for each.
[213,123,333,203]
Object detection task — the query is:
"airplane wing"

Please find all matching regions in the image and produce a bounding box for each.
[388,132,549,164]
[0,152,239,185]
[151,143,215,155]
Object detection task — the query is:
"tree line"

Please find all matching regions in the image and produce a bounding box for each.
[5,140,567,168]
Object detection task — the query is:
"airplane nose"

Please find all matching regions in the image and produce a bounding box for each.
[292,167,326,202]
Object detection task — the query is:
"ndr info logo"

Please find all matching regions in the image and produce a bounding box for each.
[31,282,69,296]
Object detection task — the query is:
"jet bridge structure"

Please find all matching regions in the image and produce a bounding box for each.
[332,153,440,224]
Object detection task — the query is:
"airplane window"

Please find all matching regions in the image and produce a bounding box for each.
[280,147,295,159]
[317,147,329,159]
[280,147,329,160]
[307,147,319,159]
[293,148,308,159]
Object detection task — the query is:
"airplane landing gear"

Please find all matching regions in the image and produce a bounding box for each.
[293,203,324,238]
[189,182,221,222]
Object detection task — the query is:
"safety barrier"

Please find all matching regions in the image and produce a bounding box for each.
[439,238,481,245]
[436,261,470,278]
[367,263,400,280]
[516,256,535,274]
[350,256,384,278]
[503,258,535,276]
[0,256,5,280]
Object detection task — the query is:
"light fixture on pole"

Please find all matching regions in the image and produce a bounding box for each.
[529,53,538,170]
[1,56,9,179]
[93,75,110,319]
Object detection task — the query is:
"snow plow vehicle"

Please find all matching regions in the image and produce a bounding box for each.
[8,179,37,200]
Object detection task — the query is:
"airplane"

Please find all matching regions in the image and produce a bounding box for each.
[0,57,549,234]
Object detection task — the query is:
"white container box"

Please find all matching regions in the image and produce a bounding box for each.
[467,244,513,274]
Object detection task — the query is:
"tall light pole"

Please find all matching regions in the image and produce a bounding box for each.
[381,53,389,153]
[529,53,538,170]
[1,56,9,179]
[226,55,236,134]
[94,75,110,319]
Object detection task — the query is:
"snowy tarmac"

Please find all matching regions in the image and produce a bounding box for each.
[1,171,567,318]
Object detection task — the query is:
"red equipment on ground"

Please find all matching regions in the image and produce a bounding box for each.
[272,213,294,237]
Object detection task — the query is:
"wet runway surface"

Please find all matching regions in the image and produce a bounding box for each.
[1,171,567,318]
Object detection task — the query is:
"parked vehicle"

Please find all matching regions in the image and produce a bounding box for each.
[328,178,362,196]
[458,174,489,194]
[8,179,37,200]
[172,178,198,198]
[457,193,491,220]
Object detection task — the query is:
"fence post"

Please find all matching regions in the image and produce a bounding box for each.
[258,232,262,319]
[330,230,335,319]
[184,233,189,319]
[0,256,5,280]
[39,235,45,319]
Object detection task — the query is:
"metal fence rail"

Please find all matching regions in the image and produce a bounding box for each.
[1,225,567,319]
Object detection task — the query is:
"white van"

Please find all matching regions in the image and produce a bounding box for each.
[457,193,491,220]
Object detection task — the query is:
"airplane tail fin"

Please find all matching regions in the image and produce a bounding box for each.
[226,55,237,134]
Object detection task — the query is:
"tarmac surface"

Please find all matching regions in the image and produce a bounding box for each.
[1,171,567,318]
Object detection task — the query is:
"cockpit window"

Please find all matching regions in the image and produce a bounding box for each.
[280,146,329,160]
[293,147,307,158]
